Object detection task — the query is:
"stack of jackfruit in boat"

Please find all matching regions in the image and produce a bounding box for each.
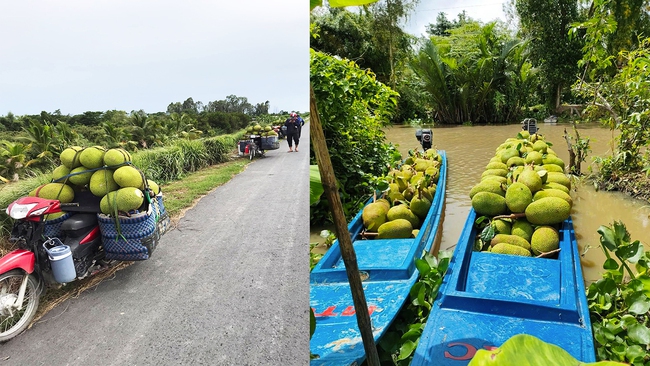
[360,149,442,239]
[469,130,572,257]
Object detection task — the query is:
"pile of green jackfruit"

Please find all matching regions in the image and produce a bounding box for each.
[245,123,278,137]
[361,149,442,239]
[470,130,572,258]
[29,146,160,218]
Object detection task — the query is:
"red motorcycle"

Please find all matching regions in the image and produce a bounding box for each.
[0,192,120,342]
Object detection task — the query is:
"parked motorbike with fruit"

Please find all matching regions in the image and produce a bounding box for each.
[0,146,168,342]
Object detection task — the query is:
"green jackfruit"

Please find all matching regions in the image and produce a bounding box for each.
[104,148,132,167]
[377,219,413,239]
[517,167,543,193]
[485,162,508,170]
[100,191,118,215]
[362,201,389,231]
[546,172,571,190]
[533,188,573,207]
[531,226,560,256]
[410,195,431,219]
[506,156,525,168]
[35,183,75,203]
[113,165,145,189]
[376,198,391,211]
[542,164,564,173]
[79,146,106,169]
[89,169,119,197]
[499,148,520,164]
[525,197,571,225]
[52,165,71,182]
[511,219,534,242]
[472,192,507,216]
[67,167,94,186]
[491,243,532,256]
[387,204,420,229]
[490,234,531,251]
[115,187,145,213]
[481,169,508,178]
[403,187,415,201]
[542,155,565,171]
[524,151,543,165]
[481,175,507,184]
[532,140,548,153]
[543,182,570,194]
[505,182,533,213]
[491,219,511,235]
[469,179,505,199]
[60,146,84,169]
[147,179,160,195]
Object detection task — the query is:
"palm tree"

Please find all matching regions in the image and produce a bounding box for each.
[0,141,39,182]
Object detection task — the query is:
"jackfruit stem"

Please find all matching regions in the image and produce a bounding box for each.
[492,213,527,220]
[536,248,561,258]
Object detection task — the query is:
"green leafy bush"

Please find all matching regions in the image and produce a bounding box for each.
[588,221,650,364]
[310,49,399,223]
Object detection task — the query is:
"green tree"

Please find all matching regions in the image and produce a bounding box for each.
[412,22,534,124]
[516,0,583,110]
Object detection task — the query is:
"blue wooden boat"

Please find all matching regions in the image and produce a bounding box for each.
[310,151,448,366]
[411,208,596,365]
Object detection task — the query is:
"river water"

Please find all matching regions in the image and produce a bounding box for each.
[311,122,650,284]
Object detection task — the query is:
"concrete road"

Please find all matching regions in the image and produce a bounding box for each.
[1,129,310,365]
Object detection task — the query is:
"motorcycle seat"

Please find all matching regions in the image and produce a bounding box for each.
[60,213,98,232]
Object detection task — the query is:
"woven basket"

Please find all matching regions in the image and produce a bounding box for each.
[97,205,157,261]
[43,213,72,239]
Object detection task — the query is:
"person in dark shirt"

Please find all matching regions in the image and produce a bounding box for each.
[284,113,301,152]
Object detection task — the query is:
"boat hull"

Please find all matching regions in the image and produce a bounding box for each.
[310,151,448,365]
[411,209,596,365]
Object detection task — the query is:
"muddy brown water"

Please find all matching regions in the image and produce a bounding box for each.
[310,122,650,284]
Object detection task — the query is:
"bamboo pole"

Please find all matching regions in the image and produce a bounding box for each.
[310,85,380,366]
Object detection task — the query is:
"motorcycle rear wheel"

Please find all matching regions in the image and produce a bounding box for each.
[0,270,40,342]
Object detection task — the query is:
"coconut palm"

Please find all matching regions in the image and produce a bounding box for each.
[0,141,39,182]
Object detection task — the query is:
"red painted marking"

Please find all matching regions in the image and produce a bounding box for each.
[313,305,378,317]
[314,306,338,317]
[367,305,376,315]
[341,306,355,316]
[444,342,477,361]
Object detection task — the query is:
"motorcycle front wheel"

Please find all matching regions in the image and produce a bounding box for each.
[0,270,40,342]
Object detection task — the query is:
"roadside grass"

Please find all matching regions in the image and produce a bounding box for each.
[27,157,251,327]
[162,159,250,221]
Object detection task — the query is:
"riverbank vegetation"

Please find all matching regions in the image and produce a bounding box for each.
[310,0,650,226]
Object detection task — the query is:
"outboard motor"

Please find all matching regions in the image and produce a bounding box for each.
[522,118,538,135]
[415,129,433,151]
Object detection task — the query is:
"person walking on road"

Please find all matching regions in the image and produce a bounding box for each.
[285,112,302,152]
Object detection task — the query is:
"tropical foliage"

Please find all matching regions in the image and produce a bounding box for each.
[587,222,650,364]
[0,95,288,182]
[412,22,537,124]
[571,0,650,190]
[309,49,400,222]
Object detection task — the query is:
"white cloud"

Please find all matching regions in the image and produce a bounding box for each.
[0,0,308,115]
[404,0,507,36]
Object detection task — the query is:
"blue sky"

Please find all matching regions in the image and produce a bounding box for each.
[0,0,309,116]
